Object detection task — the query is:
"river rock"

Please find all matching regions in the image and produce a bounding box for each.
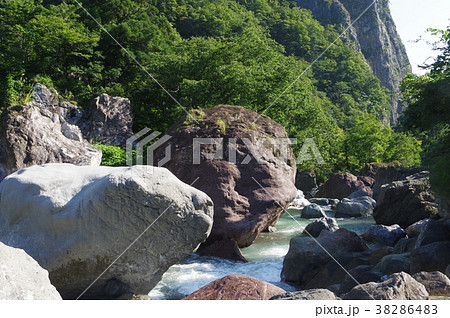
[343,272,428,300]
[414,218,450,248]
[197,238,247,262]
[339,265,383,295]
[301,203,326,219]
[393,237,417,254]
[281,228,368,287]
[335,195,376,218]
[0,164,214,299]
[410,241,450,274]
[0,85,102,181]
[153,105,297,248]
[77,94,133,146]
[270,289,339,300]
[316,172,373,199]
[182,274,285,300]
[412,271,450,296]
[303,217,339,237]
[405,218,432,238]
[373,173,439,228]
[0,242,61,300]
[373,253,411,275]
[309,198,329,205]
[295,170,317,194]
[362,224,406,246]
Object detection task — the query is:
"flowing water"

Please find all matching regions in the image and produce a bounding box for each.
[148,206,375,300]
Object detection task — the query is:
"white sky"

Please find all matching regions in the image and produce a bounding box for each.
[390,0,450,74]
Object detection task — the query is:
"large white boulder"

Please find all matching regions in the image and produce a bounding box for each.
[0,164,214,299]
[0,242,61,300]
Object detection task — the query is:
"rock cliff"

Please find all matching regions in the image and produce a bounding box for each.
[296,0,411,123]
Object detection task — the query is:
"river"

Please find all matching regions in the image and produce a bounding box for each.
[148,206,376,299]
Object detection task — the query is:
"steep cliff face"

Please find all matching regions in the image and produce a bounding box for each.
[296,0,411,123]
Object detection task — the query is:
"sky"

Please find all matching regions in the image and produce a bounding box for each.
[389,0,450,74]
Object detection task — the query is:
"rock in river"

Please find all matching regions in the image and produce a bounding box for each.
[153,105,297,249]
[0,242,61,300]
[0,164,213,299]
[183,274,285,300]
[343,272,428,300]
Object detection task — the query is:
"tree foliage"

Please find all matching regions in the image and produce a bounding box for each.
[0,0,421,177]
[401,27,450,197]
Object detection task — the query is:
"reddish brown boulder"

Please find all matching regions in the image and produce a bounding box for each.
[182,274,285,300]
[316,172,373,199]
[197,239,248,262]
[154,105,297,249]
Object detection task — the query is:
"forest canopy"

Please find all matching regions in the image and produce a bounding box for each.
[0,0,422,177]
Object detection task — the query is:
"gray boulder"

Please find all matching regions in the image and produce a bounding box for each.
[343,272,428,300]
[362,224,406,246]
[281,228,368,287]
[301,203,326,219]
[393,237,417,254]
[0,242,61,300]
[405,218,432,238]
[410,241,450,274]
[270,289,340,300]
[0,84,102,182]
[335,195,376,218]
[77,94,133,146]
[295,170,317,194]
[412,271,450,296]
[415,218,450,248]
[446,265,450,279]
[373,173,439,228]
[374,253,411,275]
[339,265,383,295]
[303,217,339,237]
[309,198,329,206]
[0,164,214,299]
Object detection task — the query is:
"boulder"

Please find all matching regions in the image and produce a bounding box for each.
[182,275,285,300]
[412,271,450,296]
[0,242,61,300]
[374,164,424,200]
[309,198,329,205]
[414,218,450,248]
[373,173,439,228]
[0,84,102,181]
[295,170,317,194]
[393,237,417,254]
[446,265,450,278]
[281,228,368,287]
[77,94,133,146]
[197,238,247,262]
[0,164,213,299]
[339,265,383,295]
[362,224,406,246]
[335,195,376,218]
[303,217,339,237]
[301,203,326,219]
[270,289,339,300]
[316,172,374,199]
[373,253,411,275]
[343,272,428,300]
[153,106,297,248]
[410,242,450,274]
[405,218,432,238]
